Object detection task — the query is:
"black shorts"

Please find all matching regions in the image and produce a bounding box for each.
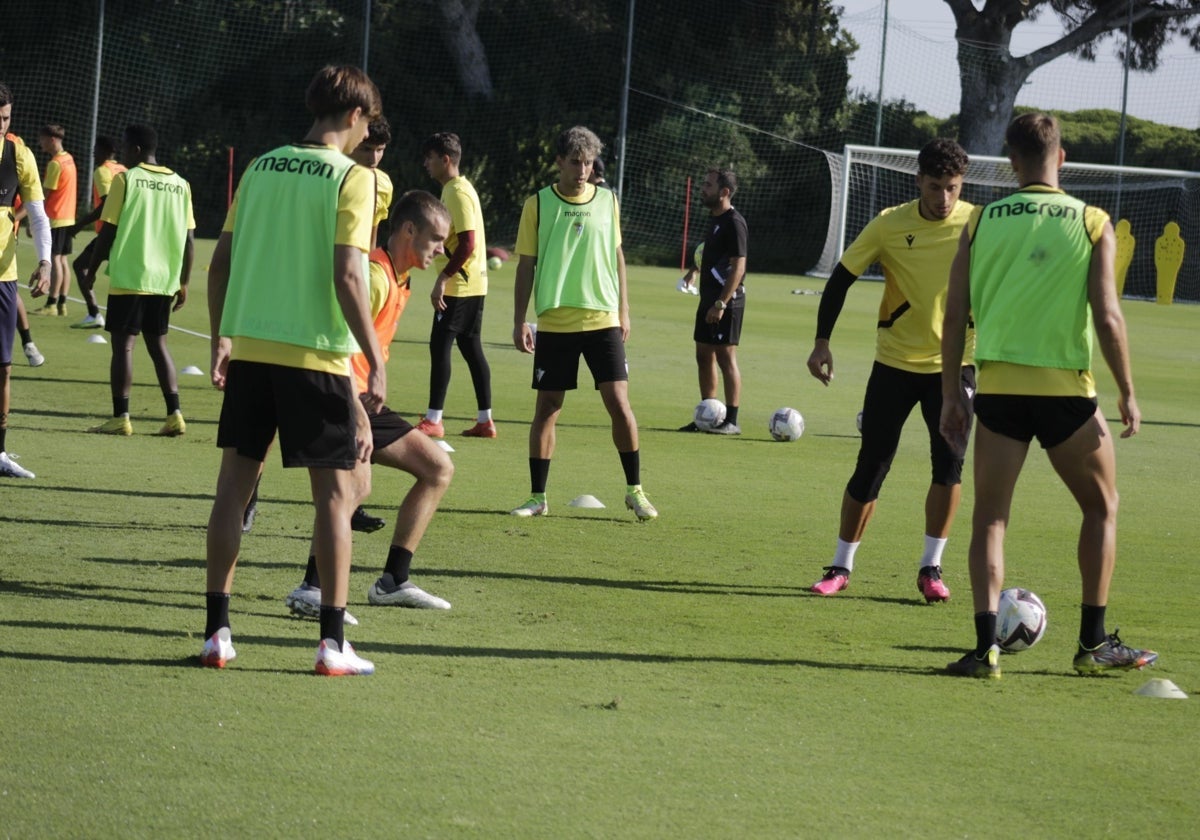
[693,298,744,346]
[974,394,1098,449]
[50,227,74,256]
[0,282,16,366]
[104,294,173,336]
[216,360,357,469]
[847,362,974,501]
[531,327,628,391]
[431,294,485,339]
[363,396,414,455]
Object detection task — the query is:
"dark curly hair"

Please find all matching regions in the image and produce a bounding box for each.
[917,138,968,179]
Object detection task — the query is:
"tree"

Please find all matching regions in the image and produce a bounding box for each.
[944,0,1200,154]
[433,0,494,100]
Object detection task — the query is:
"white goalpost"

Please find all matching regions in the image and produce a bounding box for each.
[815,145,1200,302]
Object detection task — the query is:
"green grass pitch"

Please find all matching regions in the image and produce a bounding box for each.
[2,235,1197,837]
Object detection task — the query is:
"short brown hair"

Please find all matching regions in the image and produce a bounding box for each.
[917,138,968,179]
[1005,112,1060,165]
[304,65,381,122]
[391,189,450,231]
[39,124,66,140]
[421,132,462,165]
[555,126,602,160]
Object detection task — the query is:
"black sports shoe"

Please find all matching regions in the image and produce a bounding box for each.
[351,506,386,533]
[946,645,1001,679]
[1073,630,1158,675]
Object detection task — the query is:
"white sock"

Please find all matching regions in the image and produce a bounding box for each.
[921,535,948,570]
[477,409,492,423]
[833,538,859,572]
[425,409,444,423]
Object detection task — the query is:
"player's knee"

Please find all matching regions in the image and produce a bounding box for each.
[931,454,965,486]
[846,461,890,504]
[432,450,455,488]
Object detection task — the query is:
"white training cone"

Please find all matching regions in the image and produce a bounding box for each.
[569,494,606,509]
[1134,678,1187,699]
[435,440,455,453]
[86,334,107,344]
[180,365,204,375]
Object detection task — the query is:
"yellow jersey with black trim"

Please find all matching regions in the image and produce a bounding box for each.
[437,175,488,298]
[0,136,44,282]
[515,183,622,333]
[840,198,975,374]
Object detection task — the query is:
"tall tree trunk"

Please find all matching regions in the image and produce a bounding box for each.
[956,39,1032,155]
[436,0,493,101]
[949,2,1037,155]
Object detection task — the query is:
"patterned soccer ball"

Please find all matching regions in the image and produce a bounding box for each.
[996,587,1047,652]
[693,398,726,431]
[769,407,805,441]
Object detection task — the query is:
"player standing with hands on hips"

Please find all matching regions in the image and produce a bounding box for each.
[941,112,1157,679]
[806,139,974,603]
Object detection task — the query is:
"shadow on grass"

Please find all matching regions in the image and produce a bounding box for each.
[443,506,663,523]
[0,631,951,676]
[0,514,209,533]
[419,566,810,598]
[10,405,218,426]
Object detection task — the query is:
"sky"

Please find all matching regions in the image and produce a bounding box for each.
[833,0,1200,130]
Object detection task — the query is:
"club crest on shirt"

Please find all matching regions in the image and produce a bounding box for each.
[905,234,915,248]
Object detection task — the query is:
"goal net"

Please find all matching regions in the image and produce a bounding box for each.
[817,145,1200,302]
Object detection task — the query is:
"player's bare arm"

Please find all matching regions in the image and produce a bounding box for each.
[513,254,536,352]
[1087,220,1140,438]
[333,243,385,413]
[207,232,233,390]
[174,230,194,312]
[938,227,973,456]
[616,245,630,341]
[705,255,745,325]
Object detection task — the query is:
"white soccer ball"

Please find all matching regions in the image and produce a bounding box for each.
[769,407,805,441]
[996,587,1047,653]
[693,398,726,431]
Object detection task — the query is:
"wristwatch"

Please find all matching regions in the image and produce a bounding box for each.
[713,300,727,310]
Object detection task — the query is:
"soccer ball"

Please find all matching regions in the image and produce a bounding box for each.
[996,587,1047,652]
[769,407,805,441]
[487,255,503,271]
[693,398,726,431]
